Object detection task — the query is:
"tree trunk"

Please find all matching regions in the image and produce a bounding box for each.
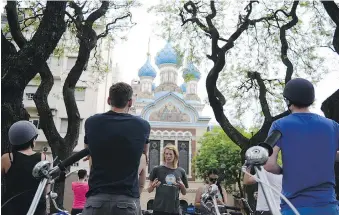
[321,89,339,123]
[321,89,339,200]
[1,1,67,154]
[1,91,30,154]
[49,139,75,212]
[236,172,244,197]
[245,184,258,212]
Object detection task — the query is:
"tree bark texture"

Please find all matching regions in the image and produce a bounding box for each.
[180,1,302,213]
[322,1,339,55]
[321,90,339,200]
[1,2,67,154]
[34,2,109,209]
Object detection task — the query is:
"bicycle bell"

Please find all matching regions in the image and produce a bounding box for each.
[245,145,269,166]
[32,160,51,179]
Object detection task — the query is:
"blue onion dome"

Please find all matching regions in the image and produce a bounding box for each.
[152,83,156,91]
[180,83,187,93]
[155,42,179,66]
[138,58,157,78]
[182,62,201,80]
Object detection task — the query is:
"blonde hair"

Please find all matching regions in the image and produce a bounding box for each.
[162,144,179,168]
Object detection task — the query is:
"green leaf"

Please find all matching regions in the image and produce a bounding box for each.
[194,127,245,193]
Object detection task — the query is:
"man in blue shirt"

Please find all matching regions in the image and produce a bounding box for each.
[265,78,339,215]
[82,82,150,215]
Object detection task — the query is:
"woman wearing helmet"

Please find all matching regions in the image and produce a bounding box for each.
[1,120,52,215]
[264,78,339,215]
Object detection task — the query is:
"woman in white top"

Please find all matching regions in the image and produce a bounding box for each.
[243,167,282,215]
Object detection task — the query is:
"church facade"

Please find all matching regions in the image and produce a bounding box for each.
[129,41,211,209]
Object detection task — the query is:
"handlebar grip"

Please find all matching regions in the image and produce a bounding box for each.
[58,148,89,171]
[258,130,282,156]
[264,130,282,147]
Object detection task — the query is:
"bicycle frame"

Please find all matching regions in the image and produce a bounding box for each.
[244,145,281,215]
[201,144,299,215]
[232,195,254,215]
[200,184,223,215]
[244,144,303,215]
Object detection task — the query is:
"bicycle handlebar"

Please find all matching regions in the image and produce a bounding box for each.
[257,130,282,156]
[55,148,89,172]
[28,149,89,215]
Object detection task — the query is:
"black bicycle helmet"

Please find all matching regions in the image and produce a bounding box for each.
[8,121,38,146]
[283,78,315,107]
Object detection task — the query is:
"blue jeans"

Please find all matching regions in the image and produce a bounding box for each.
[282,204,339,215]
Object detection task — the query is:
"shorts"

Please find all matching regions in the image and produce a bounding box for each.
[81,193,141,215]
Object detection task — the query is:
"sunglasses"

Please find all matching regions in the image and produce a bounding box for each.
[209,177,218,183]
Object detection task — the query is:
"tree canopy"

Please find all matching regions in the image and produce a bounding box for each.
[150,0,338,149]
[1,0,138,207]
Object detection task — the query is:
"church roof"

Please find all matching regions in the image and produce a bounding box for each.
[155,42,179,66]
[138,58,157,78]
[182,62,201,80]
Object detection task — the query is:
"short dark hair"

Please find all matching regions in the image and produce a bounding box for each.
[78,169,87,179]
[109,82,133,108]
[292,103,310,109]
[12,138,35,151]
[207,168,219,176]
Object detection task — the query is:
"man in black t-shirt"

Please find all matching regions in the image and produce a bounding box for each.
[82,82,150,215]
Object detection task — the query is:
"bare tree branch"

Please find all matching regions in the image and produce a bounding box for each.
[1,31,17,78]
[5,1,27,48]
[86,1,110,26]
[180,1,291,149]
[247,71,272,120]
[62,1,112,148]
[278,1,299,84]
[322,1,339,55]
[65,11,81,30]
[98,12,133,38]
[181,1,268,148]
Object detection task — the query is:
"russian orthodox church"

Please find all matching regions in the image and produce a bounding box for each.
[129,41,211,209]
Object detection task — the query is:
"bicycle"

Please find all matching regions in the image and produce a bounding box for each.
[199,130,300,215]
[28,148,89,215]
[197,184,242,215]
